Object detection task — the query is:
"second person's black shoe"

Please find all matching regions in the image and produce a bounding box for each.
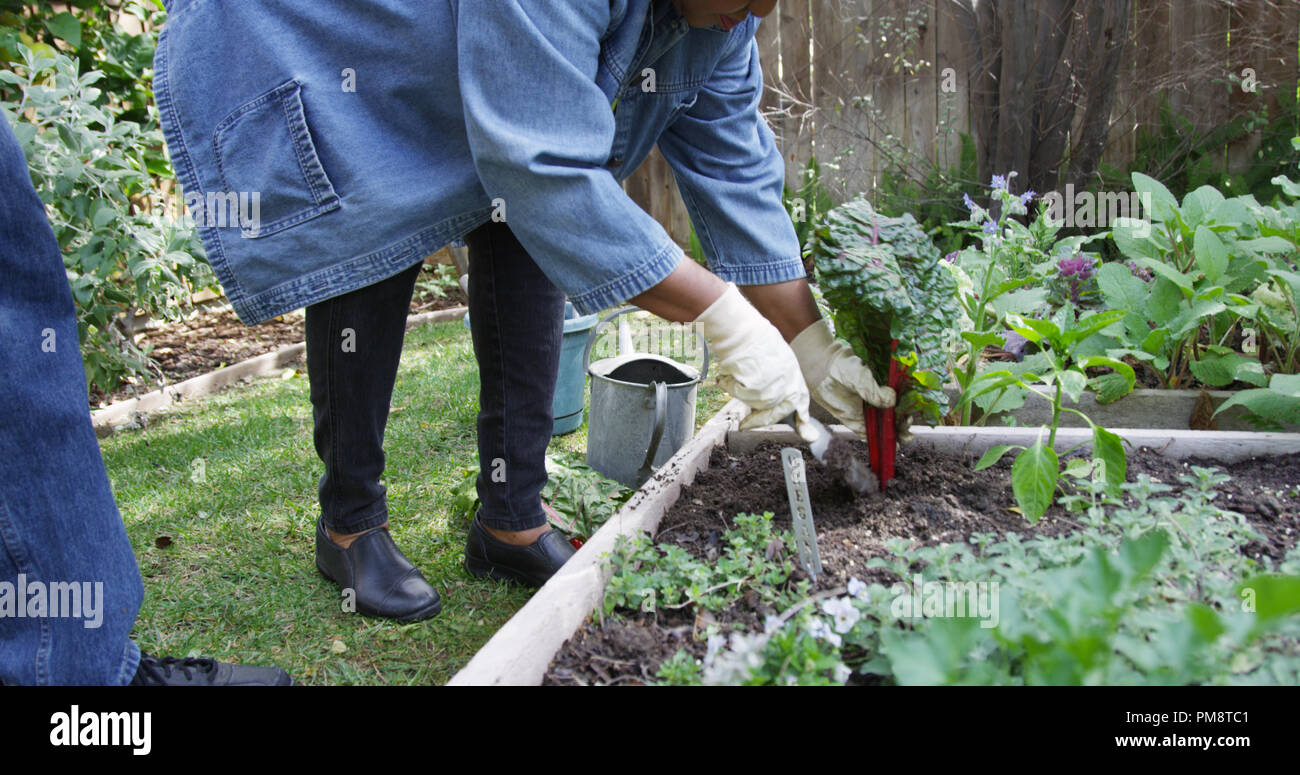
[130,655,293,686]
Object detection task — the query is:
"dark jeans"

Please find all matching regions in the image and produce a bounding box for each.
[305,221,563,534]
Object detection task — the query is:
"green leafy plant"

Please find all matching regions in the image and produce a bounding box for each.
[414,261,461,302]
[542,456,630,539]
[810,198,959,425]
[964,305,1135,521]
[1101,172,1292,390]
[656,467,1300,686]
[1,1,164,127]
[3,42,214,396]
[947,174,1075,425]
[810,197,961,488]
[1247,268,1299,377]
[450,454,631,540]
[1212,373,1300,432]
[602,512,800,616]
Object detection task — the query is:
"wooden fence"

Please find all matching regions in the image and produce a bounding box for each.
[626,0,1300,246]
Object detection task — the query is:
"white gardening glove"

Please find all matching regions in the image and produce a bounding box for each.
[694,284,818,441]
[790,318,896,438]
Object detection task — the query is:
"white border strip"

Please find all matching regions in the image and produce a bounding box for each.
[447,398,750,686]
[728,424,1300,464]
[90,306,467,434]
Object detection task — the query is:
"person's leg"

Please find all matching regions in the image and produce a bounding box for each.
[463,221,575,586]
[0,119,142,685]
[305,260,441,621]
[465,221,564,532]
[0,120,292,686]
[305,260,421,539]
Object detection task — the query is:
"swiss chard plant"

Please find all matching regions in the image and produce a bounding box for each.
[809,197,960,487]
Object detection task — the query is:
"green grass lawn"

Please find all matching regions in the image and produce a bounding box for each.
[100,319,724,685]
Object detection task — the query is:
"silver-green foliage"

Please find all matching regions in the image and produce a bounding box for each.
[2,43,213,395]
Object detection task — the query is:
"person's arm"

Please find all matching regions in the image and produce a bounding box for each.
[656,31,804,297]
[456,1,686,316]
[658,29,895,432]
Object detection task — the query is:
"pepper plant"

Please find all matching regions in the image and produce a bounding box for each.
[964,304,1135,521]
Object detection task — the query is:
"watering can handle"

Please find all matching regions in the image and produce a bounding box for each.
[637,381,668,483]
[582,306,709,382]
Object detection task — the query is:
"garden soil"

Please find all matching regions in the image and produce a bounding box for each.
[91,283,466,407]
[544,440,1300,685]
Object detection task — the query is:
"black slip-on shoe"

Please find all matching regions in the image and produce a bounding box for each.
[314,517,442,622]
[130,655,293,686]
[464,515,577,588]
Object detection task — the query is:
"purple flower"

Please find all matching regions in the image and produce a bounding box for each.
[1128,260,1154,282]
[981,221,997,235]
[1020,190,1037,206]
[943,251,959,264]
[1056,254,1098,305]
[1001,331,1029,361]
[1057,254,1096,278]
[990,174,1008,192]
[963,193,977,213]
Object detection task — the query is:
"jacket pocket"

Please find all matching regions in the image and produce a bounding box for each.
[211,79,339,238]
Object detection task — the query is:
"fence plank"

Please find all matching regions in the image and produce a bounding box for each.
[624,0,1294,240]
[777,0,814,185]
[934,0,972,176]
[811,0,881,199]
[905,0,939,181]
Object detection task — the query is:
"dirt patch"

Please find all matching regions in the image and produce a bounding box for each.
[544,440,1300,685]
[90,275,466,408]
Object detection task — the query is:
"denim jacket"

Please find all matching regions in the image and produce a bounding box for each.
[155,0,802,324]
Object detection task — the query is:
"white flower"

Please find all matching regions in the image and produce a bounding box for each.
[705,633,727,661]
[701,631,772,685]
[834,663,852,683]
[764,614,785,634]
[847,577,870,602]
[821,596,862,634]
[806,616,842,648]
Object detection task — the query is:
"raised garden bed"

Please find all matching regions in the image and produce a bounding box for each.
[546,435,1299,685]
[450,402,1300,686]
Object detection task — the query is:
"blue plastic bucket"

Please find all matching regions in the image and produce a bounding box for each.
[554,302,599,434]
[464,301,598,435]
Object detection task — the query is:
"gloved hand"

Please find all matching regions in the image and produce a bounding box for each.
[790,318,896,438]
[694,284,818,441]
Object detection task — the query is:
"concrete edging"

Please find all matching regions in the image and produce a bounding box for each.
[447,398,750,686]
[729,424,1300,464]
[947,385,1299,434]
[91,305,467,435]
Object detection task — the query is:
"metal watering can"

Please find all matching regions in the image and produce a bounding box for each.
[583,308,708,489]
